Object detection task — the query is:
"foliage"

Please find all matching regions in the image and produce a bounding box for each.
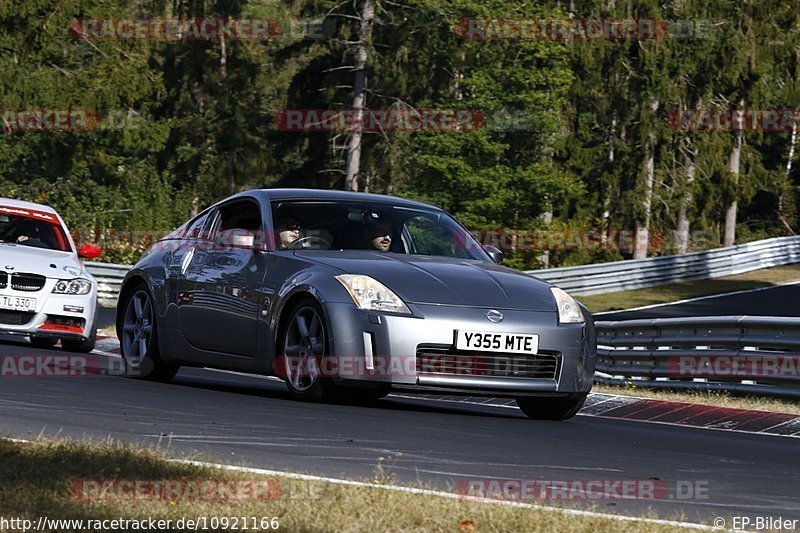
[1,0,799,267]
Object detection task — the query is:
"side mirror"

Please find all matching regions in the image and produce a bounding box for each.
[78,243,102,259]
[483,244,503,264]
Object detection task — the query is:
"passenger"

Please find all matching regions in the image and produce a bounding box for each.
[366,221,392,252]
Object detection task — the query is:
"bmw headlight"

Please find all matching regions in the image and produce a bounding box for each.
[52,278,93,295]
[335,274,411,314]
[550,287,585,324]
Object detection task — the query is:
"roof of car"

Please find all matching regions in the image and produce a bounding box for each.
[0,197,59,214]
[249,188,443,211]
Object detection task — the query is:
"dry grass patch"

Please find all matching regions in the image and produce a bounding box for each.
[582,263,800,313]
[0,438,703,532]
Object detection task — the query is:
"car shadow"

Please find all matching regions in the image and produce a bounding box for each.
[166,367,525,420]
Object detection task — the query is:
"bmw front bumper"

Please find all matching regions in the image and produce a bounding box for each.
[0,284,97,343]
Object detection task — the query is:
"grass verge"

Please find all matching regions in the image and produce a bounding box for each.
[581,263,800,313]
[0,438,700,532]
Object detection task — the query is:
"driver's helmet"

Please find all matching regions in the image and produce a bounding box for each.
[16,220,41,241]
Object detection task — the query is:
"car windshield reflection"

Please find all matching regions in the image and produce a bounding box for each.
[271,200,488,260]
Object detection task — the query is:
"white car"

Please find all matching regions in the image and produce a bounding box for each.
[0,198,101,352]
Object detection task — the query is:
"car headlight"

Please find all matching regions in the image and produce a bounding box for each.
[550,287,585,324]
[52,278,93,295]
[335,274,411,314]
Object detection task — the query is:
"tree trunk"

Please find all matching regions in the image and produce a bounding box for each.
[634,99,659,259]
[219,25,235,195]
[723,102,745,247]
[538,209,552,268]
[779,120,797,228]
[676,136,695,254]
[602,116,616,250]
[343,0,374,192]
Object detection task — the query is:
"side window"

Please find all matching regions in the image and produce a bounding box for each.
[405,216,452,256]
[183,212,210,240]
[218,200,263,232]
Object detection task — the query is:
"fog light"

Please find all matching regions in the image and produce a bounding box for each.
[39,315,86,334]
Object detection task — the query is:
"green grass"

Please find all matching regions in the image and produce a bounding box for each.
[581,263,800,313]
[0,438,702,532]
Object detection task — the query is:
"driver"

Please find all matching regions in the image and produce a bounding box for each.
[277,218,302,248]
[15,221,44,246]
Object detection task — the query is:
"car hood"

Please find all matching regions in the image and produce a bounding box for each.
[0,242,89,279]
[295,251,557,312]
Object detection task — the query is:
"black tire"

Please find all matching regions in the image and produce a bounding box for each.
[29,336,58,349]
[516,394,587,421]
[118,284,179,381]
[61,309,98,353]
[280,298,337,402]
[61,332,96,353]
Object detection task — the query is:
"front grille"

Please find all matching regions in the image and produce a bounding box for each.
[0,310,35,326]
[416,345,560,380]
[10,273,46,292]
[0,272,6,289]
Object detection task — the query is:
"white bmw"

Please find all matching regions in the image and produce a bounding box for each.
[0,198,101,352]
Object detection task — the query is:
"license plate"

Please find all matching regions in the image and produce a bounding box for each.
[456,330,539,354]
[0,295,36,312]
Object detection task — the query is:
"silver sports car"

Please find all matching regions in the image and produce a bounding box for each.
[116,189,596,420]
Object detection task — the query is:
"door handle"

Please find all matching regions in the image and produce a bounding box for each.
[181,247,196,275]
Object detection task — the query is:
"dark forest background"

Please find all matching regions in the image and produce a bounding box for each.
[2,0,799,267]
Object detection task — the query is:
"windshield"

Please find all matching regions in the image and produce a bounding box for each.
[271,200,489,260]
[0,206,72,252]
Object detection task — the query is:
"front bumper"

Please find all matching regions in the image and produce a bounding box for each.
[0,288,97,342]
[324,301,596,396]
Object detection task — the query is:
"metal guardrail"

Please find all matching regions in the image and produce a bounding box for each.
[595,316,800,399]
[85,262,130,301]
[87,235,800,301]
[526,235,800,295]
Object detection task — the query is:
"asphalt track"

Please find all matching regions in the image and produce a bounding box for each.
[595,282,800,321]
[3,285,800,527]
[1,338,799,527]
